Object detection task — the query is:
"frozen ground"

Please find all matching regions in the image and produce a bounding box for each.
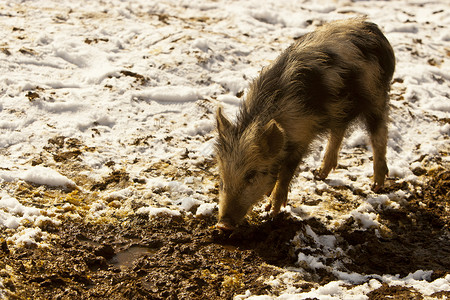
[0,0,449,299]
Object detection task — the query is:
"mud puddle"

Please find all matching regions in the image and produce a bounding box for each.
[111,246,157,270]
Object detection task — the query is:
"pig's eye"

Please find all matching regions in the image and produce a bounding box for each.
[245,170,258,184]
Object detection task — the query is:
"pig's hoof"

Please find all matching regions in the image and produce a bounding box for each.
[216,221,235,232]
[313,169,327,181]
[372,183,384,193]
[269,209,280,218]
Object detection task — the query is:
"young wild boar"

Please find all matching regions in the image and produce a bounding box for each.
[215,19,395,231]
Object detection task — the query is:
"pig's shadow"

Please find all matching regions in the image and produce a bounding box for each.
[213,203,450,277]
[213,213,316,267]
[336,205,450,277]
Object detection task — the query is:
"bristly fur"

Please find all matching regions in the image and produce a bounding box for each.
[216,18,395,229]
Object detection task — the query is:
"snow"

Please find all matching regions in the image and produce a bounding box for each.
[240,274,450,300]
[196,203,218,216]
[136,206,182,217]
[9,227,47,247]
[0,193,40,229]
[0,192,58,247]
[1,0,449,298]
[179,197,201,212]
[19,166,77,188]
[380,272,450,297]
[297,253,327,270]
[133,85,200,102]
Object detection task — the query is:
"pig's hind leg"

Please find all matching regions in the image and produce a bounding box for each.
[314,126,347,181]
[365,107,389,192]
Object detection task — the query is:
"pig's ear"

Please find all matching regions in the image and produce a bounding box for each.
[260,120,285,157]
[216,107,232,134]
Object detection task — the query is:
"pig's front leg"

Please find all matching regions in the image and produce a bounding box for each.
[267,154,301,216]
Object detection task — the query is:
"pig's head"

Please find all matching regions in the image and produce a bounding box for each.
[215,107,286,231]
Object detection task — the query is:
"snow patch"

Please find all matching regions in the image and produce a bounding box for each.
[133,86,200,102]
[195,202,217,216]
[136,206,181,217]
[19,166,76,188]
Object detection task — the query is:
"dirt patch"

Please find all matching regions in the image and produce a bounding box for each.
[53,149,82,162]
[338,169,450,276]
[119,70,149,85]
[368,283,450,300]
[1,169,449,299]
[367,284,424,300]
[0,215,290,299]
[90,169,131,191]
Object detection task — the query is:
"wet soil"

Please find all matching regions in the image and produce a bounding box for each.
[338,170,450,276]
[1,169,449,299]
[0,215,289,299]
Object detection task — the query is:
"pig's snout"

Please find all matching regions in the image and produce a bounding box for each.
[216,218,236,232]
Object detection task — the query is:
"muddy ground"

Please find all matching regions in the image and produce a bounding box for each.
[0,166,449,299]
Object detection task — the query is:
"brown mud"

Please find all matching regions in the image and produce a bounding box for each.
[1,169,449,299]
